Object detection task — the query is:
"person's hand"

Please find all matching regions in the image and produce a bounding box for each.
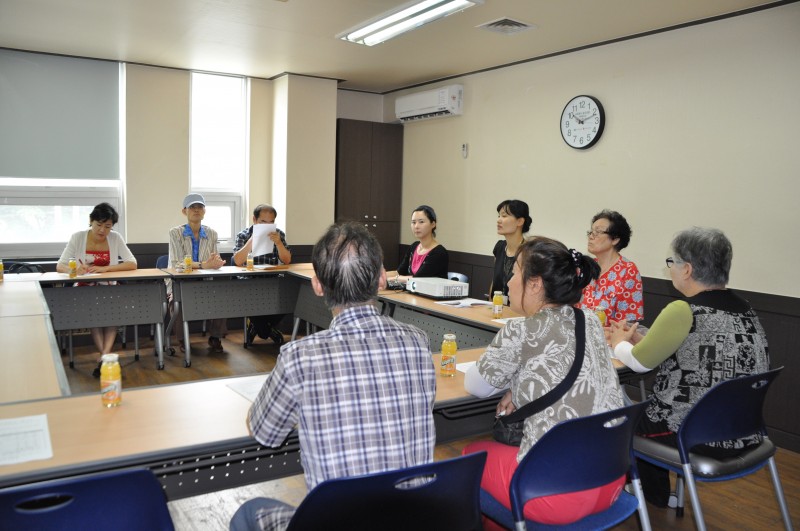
[495,390,516,417]
[268,232,282,245]
[203,253,226,270]
[87,265,109,273]
[608,320,638,349]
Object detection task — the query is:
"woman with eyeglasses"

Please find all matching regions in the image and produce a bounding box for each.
[580,209,643,324]
[608,227,769,507]
[56,202,137,377]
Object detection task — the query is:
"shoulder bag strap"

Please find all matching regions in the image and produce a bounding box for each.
[500,307,586,425]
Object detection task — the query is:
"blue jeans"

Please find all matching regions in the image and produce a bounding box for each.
[229,497,296,531]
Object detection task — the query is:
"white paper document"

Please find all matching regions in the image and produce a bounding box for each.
[0,414,54,466]
[227,374,269,402]
[435,298,492,308]
[252,224,277,257]
[456,361,476,374]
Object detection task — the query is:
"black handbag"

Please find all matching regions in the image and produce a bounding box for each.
[492,307,586,446]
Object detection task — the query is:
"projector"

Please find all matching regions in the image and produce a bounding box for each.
[406,277,469,299]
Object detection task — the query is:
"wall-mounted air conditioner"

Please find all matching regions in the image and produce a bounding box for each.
[395,84,463,123]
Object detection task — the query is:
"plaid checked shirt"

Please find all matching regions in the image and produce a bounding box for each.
[247,303,436,528]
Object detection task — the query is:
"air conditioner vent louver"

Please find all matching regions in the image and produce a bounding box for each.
[477,17,536,35]
[395,85,463,123]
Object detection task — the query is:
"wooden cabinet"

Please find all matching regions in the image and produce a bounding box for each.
[336,119,403,268]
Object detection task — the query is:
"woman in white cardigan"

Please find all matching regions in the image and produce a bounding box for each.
[57,202,137,376]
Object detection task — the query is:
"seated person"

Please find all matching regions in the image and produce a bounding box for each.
[232,204,291,345]
[491,199,532,302]
[168,193,227,352]
[57,202,137,377]
[463,237,625,528]
[580,209,643,324]
[395,205,448,283]
[229,222,436,531]
[608,227,769,506]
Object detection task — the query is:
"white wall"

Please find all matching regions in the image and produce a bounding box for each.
[390,4,800,297]
[337,90,384,122]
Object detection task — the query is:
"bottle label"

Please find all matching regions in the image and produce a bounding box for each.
[440,353,456,377]
[101,379,122,406]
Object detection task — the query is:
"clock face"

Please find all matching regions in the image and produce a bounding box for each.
[560,95,605,149]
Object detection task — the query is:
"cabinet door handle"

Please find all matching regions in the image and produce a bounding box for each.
[364,215,369,219]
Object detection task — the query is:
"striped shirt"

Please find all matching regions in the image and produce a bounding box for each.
[249,302,436,489]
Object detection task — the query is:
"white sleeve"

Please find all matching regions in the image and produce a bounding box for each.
[613,341,652,373]
[464,364,507,398]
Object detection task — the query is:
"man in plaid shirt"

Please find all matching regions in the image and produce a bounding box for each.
[230,222,437,531]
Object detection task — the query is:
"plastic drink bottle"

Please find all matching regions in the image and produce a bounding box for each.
[184,254,193,273]
[68,257,78,278]
[100,353,122,407]
[0,258,4,282]
[440,334,457,377]
[246,253,254,271]
[492,291,504,318]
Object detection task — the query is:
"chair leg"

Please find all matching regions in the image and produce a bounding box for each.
[291,317,301,341]
[639,377,647,400]
[68,330,74,368]
[682,464,707,531]
[243,317,249,348]
[631,477,652,531]
[767,456,795,531]
[675,474,685,517]
[134,326,140,361]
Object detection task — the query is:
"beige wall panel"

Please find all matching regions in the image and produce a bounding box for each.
[126,65,190,243]
[391,4,800,297]
[338,91,384,122]
[248,78,273,222]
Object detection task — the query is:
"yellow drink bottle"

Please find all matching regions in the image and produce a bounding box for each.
[440,334,457,378]
[0,258,4,282]
[492,291,504,318]
[100,353,122,407]
[184,254,193,273]
[68,257,77,278]
[246,252,254,271]
[595,309,607,326]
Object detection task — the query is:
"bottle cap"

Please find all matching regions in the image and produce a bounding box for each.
[443,333,456,341]
[101,353,119,363]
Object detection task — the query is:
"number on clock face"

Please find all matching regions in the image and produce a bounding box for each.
[560,95,605,149]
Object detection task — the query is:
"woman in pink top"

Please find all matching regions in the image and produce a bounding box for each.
[395,205,449,283]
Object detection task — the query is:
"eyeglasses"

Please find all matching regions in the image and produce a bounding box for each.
[586,229,609,238]
[665,257,683,268]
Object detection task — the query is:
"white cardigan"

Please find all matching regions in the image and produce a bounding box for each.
[57,230,137,267]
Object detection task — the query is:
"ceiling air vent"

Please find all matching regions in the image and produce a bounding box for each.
[476,17,536,35]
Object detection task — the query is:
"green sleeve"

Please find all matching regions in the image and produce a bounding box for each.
[631,300,693,369]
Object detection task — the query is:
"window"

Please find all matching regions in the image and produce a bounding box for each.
[0,50,124,259]
[190,72,248,248]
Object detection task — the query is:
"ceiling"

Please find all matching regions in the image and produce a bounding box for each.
[0,0,785,93]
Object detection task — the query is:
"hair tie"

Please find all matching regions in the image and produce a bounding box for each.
[569,249,584,280]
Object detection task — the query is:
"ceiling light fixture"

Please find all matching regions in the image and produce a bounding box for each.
[339,0,483,46]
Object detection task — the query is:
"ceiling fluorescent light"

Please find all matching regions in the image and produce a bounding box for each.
[340,0,482,46]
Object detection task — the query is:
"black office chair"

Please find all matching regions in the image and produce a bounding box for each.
[0,468,174,530]
[634,367,792,531]
[285,452,487,531]
[480,401,652,531]
[7,262,46,273]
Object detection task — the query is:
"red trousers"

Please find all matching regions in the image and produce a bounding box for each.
[464,440,625,528]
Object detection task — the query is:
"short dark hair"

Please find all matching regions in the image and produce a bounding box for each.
[516,237,599,308]
[497,200,532,233]
[672,227,732,286]
[312,222,384,308]
[591,210,632,251]
[89,203,119,225]
[253,204,277,219]
[412,205,438,237]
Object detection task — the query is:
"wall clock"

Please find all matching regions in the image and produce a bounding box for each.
[560,95,605,149]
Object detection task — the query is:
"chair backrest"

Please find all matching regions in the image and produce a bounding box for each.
[509,401,648,522]
[7,262,46,273]
[0,468,174,530]
[155,254,169,269]
[448,272,468,283]
[677,366,783,463]
[286,452,487,531]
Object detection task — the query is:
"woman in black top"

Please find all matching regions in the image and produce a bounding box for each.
[396,205,448,282]
[492,199,532,301]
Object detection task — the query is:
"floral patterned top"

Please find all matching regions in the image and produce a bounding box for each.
[476,306,624,462]
[581,255,644,323]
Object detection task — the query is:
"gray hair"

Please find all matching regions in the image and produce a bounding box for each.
[312,222,384,308]
[672,227,732,286]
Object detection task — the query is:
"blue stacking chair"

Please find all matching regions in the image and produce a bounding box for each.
[634,367,793,531]
[0,468,174,530]
[481,401,651,531]
[285,452,487,531]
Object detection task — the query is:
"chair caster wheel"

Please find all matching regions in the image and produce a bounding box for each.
[168,347,176,356]
[158,363,165,370]
[184,361,191,368]
[69,361,75,368]
[135,353,140,361]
